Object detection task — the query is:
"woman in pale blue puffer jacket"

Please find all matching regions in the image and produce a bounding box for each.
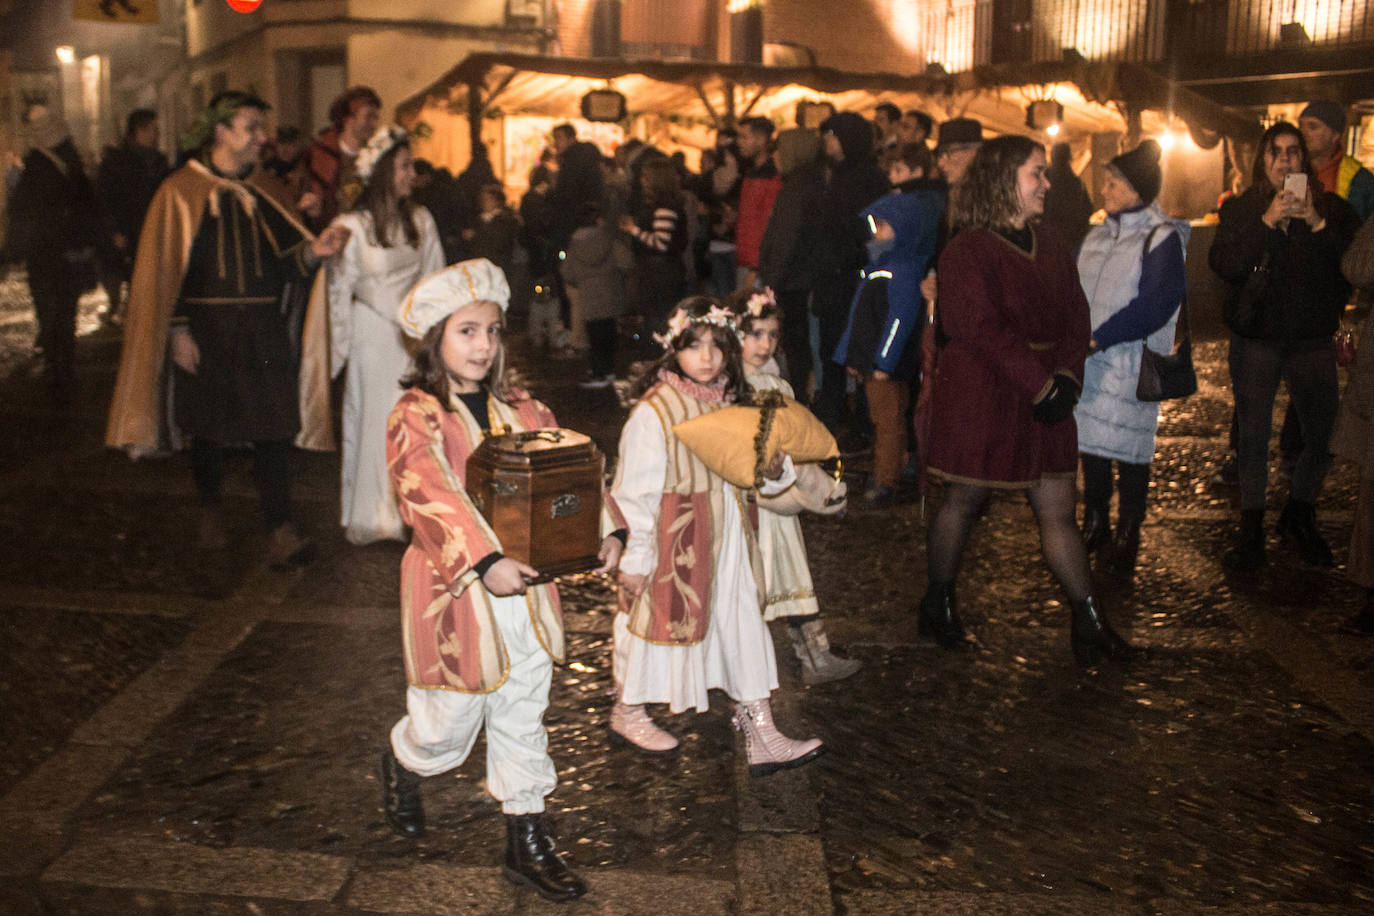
[1073,139,1188,578]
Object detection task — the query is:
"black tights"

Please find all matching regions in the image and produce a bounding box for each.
[191,438,292,530]
[1080,454,1150,520]
[926,478,1092,603]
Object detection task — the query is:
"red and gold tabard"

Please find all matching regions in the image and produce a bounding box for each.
[387,386,618,693]
[626,378,765,646]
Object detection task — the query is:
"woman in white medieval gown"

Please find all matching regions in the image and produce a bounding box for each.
[328,127,444,544]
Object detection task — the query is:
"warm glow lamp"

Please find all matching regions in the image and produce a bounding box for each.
[226,0,263,12]
[1025,100,1063,133]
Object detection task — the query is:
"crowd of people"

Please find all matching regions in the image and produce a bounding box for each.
[6,84,1374,903]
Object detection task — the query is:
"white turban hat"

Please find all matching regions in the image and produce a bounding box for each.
[397,258,510,339]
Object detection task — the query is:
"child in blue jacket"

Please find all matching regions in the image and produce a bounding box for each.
[834,187,943,505]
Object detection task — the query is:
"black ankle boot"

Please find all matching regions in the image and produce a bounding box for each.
[1224,509,1267,571]
[1069,596,1144,667]
[379,749,425,839]
[917,580,966,648]
[503,812,588,902]
[1350,588,1374,635]
[1276,500,1334,567]
[1081,506,1112,553]
[1107,515,1143,578]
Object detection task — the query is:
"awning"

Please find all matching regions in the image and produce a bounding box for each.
[395,51,1262,149]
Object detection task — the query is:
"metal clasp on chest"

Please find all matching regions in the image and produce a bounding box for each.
[551,493,581,518]
[489,480,519,498]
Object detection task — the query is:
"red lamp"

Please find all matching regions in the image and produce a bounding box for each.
[225,0,263,12]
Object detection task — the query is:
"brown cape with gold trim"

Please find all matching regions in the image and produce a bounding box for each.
[104,160,333,455]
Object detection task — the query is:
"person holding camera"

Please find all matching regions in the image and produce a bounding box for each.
[1208,121,1359,571]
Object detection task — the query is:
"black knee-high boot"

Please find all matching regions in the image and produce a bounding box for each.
[1108,515,1143,578]
[917,580,966,648]
[1082,506,1112,553]
[379,748,425,838]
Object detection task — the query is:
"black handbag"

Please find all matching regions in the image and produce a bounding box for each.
[1226,250,1270,336]
[1136,226,1197,402]
[1136,314,1196,401]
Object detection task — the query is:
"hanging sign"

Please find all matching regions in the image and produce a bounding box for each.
[581,90,627,123]
[73,0,159,24]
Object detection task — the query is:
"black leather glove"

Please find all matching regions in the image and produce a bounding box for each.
[1032,372,1080,426]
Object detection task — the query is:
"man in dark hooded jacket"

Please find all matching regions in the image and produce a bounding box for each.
[810,112,891,440]
[758,128,826,392]
[1042,142,1094,252]
[8,107,99,395]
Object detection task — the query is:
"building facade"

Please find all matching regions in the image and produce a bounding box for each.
[182,0,550,137]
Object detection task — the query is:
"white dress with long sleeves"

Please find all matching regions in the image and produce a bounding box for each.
[329,206,444,544]
[611,399,794,713]
[747,363,821,620]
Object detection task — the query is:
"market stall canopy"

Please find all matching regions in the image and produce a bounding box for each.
[395,51,1262,150]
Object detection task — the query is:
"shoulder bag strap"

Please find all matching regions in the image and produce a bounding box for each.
[1142,223,1190,346]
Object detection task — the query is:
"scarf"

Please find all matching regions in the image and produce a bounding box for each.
[658,367,732,403]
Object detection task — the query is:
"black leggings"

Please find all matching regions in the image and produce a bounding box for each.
[585,317,617,378]
[775,289,813,396]
[1080,454,1150,520]
[191,438,292,530]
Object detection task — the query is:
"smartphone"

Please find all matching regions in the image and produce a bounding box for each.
[1284,172,1308,199]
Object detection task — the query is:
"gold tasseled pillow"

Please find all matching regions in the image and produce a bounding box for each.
[672,390,838,489]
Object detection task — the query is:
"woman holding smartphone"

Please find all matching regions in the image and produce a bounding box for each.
[1208,121,1359,571]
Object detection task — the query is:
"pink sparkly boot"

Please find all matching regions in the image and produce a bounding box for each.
[610,701,679,755]
[732,698,824,777]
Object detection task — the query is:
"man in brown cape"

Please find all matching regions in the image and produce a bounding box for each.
[105,91,347,566]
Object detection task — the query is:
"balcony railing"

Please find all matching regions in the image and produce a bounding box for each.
[911,0,1374,71]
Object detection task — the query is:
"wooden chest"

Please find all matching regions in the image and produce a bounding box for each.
[466,428,605,579]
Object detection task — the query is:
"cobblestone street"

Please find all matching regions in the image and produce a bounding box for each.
[0,266,1371,914]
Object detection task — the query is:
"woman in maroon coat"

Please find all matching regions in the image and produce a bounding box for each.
[920,136,1141,667]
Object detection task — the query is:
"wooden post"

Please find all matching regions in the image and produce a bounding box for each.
[1123,104,1143,151]
[467,79,483,160]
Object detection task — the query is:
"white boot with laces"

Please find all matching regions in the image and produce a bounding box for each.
[610,701,679,754]
[732,697,824,777]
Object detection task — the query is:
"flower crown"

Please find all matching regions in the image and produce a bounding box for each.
[653,304,737,349]
[354,126,407,186]
[744,287,777,318]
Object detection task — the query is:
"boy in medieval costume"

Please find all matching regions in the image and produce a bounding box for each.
[378,259,625,903]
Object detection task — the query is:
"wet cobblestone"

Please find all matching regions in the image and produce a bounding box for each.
[2,268,1373,912]
[0,607,194,796]
[73,624,739,879]
[802,503,1374,908]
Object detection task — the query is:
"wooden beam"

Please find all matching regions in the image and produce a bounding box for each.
[467,79,482,154]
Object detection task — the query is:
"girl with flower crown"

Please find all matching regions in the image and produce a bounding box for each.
[726,287,861,686]
[604,295,825,775]
[322,126,444,544]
